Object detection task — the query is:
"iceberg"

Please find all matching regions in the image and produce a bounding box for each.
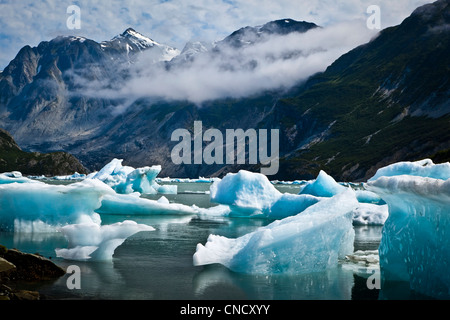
[367,173,450,299]
[0,179,114,231]
[0,171,39,184]
[209,170,320,219]
[55,220,155,261]
[51,172,87,180]
[298,170,346,197]
[193,190,359,274]
[97,193,199,216]
[88,158,177,195]
[368,158,450,181]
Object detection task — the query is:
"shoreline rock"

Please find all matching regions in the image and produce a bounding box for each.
[0,244,66,300]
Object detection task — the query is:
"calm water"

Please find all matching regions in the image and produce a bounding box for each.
[0,182,384,300]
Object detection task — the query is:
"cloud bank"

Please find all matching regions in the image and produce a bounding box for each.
[72,20,378,107]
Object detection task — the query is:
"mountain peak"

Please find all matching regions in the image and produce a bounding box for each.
[220,18,319,48]
[109,27,159,50]
[122,27,137,35]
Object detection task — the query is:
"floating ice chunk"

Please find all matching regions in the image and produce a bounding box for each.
[52,172,87,180]
[0,171,39,184]
[90,158,131,181]
[97,193,198,216]
[210,170,281,210]
[194,204,233,218]
[298,170,346,197]
[55,220,155,261]
[0,179,113,231]
[89,158,177,194]
[367,174,450,299]
[351,203,389,225]
[156,184,178,194]
[193,190,359,274]
[209,170,319,218]
[368,158,450,181]
[342,250,380,276]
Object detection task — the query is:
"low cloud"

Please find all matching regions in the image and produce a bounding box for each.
[73,20,378,108]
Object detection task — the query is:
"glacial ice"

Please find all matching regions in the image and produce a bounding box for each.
[209,170,320,219]
[0,171,160,261]
[367,160,450,299]
[298,170,346,197]
[88,158,177,194]
[97,193,198,216]
[0,179,114,231]
[368,158,450,181]
[55,220,155,261]
[194,189,359,274]
[0,171,39,184]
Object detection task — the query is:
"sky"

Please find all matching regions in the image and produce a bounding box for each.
[0,0,435,71]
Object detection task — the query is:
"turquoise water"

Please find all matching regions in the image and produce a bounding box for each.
[0,182,383,300]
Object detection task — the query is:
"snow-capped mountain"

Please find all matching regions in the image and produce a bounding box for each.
[217,19,318,49]
[104,28,180,62]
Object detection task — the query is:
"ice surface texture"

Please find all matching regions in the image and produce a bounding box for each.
[0,179,113,230]
[367,159,450,299]
[194,189,359,274]
[369,158,450,181]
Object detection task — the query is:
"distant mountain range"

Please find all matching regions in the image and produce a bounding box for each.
[0,0,448,180]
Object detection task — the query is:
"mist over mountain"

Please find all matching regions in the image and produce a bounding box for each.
[0,0,448,181]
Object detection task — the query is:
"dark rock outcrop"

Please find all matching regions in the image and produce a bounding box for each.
[0,127,88,176]
[0,245,66,300]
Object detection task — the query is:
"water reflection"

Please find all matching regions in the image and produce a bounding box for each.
[192,264,356,300]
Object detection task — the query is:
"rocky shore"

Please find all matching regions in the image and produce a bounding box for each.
[0,244,66,300]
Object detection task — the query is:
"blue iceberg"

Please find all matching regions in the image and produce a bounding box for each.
[367,159,450,299]
[194,189,359,274]
[88,158,177,195]
[209,170,319,219]
[298,170,346,197]
[55,220,154,261]
[97,193,198,216]
[369,158,450,181]
[0,179,113,231]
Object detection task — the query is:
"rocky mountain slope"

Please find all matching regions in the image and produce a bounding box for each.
[0,128,88,176]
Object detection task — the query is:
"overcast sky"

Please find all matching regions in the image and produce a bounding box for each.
[0,0,434,70]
